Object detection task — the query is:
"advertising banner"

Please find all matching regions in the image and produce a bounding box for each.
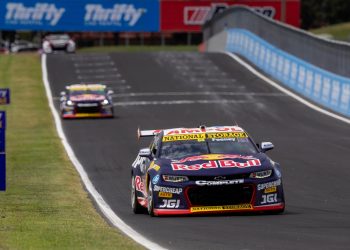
[0,111,5,133]
[0,153,5,191]
[0,111,5,191]
[161,0,300,32]
[0,0,160,32]
[0,89,10,105]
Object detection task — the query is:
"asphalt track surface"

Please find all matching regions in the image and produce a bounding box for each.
[46,52,350,250]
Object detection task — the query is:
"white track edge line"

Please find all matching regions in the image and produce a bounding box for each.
[41,54,167,250]
[224,52,350,125]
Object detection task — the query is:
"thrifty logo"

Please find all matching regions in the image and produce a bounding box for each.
[84,4,146,26]
[6,3,65,26]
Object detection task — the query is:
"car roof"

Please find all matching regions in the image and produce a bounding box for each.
[66,84,106,91]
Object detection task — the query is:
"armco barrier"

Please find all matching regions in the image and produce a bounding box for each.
[226,29,350,117]
[203,6,350,78]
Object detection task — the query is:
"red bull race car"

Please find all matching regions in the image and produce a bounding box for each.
[60,84,114,118]
[131,125,285,216]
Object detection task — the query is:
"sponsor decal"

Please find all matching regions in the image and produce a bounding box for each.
[0,89,10,105]
[184,3,228,25]
[207,132,247,139]
[149,162,160,172]
[264,186,277,194]
[191,204,252,212]
[132,156,142,168]
[153,185,182,194]
[158,192,173,198]
[161,1,300,32]
[257,179,281,191]
[184,4,276,26]
[0,112,5,130]
[137,197,146,206]
[195,179,244,186]
[211,138,235,142]
[162,133,205,142]
[152,175,160,185]
[172,159,261,171]
[165,127,244,135]
[162,132,247,142]
[84,4,146,26]
[0,111,5,190]
[70,95,105,101]
[159,199,180,208]
[175,154,257,163]
[5,2,65,26]
[261,193,278,204]
[134,176,145,193]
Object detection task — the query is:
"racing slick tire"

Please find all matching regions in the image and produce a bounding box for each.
[131,176,144,214]
[147,180,155,217]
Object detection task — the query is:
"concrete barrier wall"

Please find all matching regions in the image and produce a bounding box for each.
[225,29,350,117]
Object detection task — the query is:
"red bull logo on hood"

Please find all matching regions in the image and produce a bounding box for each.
[174,154,257,163]
[171,155,261,171]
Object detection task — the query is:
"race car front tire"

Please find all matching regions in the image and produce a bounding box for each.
[147,181,155,217]
[131,176,144,214]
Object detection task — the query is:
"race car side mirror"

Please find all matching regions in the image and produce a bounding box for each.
[107,90,114,95]
[260,142,274,152]
[60,91,66,96]
[138,148,153,160]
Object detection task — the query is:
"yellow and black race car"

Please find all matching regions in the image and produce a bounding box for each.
[60,84,114,118]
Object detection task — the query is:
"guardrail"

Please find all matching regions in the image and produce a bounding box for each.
[203,6,350,117]
[226,29,350,117]
[203,6,350,78]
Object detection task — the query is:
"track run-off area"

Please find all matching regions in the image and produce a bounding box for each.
[44,52,350,250]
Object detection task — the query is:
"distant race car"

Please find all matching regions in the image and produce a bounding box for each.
[42,34,75,54]
[60,84,114,118]
[131,125,285,216]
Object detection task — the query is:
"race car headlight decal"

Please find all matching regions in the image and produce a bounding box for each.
[249,170,272,179]
[162,175,188,182]
[101,99,109,105]
[66,100,74,106]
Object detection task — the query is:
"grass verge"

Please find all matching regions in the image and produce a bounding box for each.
[78,45,198,53]
[310,22,350,41]
[0,54,142,249]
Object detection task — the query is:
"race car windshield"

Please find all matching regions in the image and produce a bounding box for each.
[160,141,208,159]
[46,35,69,41]
[69,90,105,96]
[160,138,258,159]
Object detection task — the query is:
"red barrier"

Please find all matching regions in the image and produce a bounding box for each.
[161,0,300,32]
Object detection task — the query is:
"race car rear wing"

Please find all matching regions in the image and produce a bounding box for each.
[137,128,161,139]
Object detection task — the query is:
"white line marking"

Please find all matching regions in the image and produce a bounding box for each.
[198,84,233,89]
[113,99,253,106]
[77,74,121,80]
[41,54,167,250]
[74,62,115,67]
[76,68,118,74]
[112,92,285,98]
[224,52,350,125]
[71,56,111,61]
